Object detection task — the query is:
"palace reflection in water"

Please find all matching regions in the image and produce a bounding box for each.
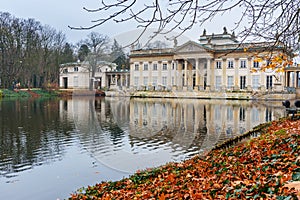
[60,97,285,173]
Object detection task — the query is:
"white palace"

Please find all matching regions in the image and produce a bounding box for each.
[129,28,297,94]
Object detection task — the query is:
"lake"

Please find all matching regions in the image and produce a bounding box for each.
[0,97,285,200]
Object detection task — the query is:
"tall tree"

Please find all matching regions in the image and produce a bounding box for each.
[81,32,110,90]
[0,12,73,89]
[110,39,128,70]
[61,43,75,64]
[77,44,90,62]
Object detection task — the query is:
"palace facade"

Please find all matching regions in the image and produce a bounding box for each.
[129,29,290,93]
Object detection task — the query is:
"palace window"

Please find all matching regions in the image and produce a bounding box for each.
[74,66,79,72]
[253,61,259,68]
[162,63,167,70]
[266,75,273,89]
[162,76,167,86]
[143,63,148,71]
[228,60,234,69]
[215,76,222,90]
[252,75,260,90]
[240,60,247,68]
[240,76,246,89]
[143,77,148,86]
[227,76,234,89]
[153,63,158,71]
[134,77,139,86]
[152,76,158,87]
[63,68,68,73]
[134,64,139,71]
[216,61,222,69]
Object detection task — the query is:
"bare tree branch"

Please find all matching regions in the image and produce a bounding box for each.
[69,0,300,52]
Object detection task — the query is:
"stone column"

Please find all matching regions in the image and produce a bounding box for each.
[167,61,172,88]
[139,62,143,86]
[222,59,227,90]
[120,74,123,87]
[184,60,188,86]
[260,72,266,91]
[247,58,252,90]
[127,74,130,87]
[234,58,239,90]
[149,62,152,87]
[178,60,183,90]
[130,62,134,87]
[188,61,193,87]
[158,61,162,89]
[174,60,178,87]
[195,58,200,86]
[207,58,213,91]
[284,71,288,87]
[199,59,204,90]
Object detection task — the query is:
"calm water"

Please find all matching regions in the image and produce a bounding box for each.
[0,97,285,200]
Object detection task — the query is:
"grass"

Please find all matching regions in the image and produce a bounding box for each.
[0,89,59,98]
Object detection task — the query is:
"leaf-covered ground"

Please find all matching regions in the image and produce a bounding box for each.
[69,118,300,200]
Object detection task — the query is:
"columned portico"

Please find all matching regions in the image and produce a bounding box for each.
[106,71,130,89]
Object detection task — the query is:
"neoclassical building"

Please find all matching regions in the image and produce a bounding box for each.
[59,61,130,90]
[129,29,290,93]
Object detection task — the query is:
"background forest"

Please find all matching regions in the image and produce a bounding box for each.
[0,12,129,89]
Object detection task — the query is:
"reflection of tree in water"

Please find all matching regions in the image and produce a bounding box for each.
[95,98,125,144]
[0,99,74,178]
[100,117,124,145]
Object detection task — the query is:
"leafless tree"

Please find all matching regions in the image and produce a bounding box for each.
[0,12,74,88]
[80,32,110,90]
[69,0,299,53]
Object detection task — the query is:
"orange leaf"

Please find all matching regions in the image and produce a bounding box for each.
[159,193,166,200]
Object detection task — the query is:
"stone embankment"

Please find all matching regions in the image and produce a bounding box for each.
[105,90,295,100]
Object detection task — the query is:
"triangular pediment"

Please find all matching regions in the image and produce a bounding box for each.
[175,41,209,53]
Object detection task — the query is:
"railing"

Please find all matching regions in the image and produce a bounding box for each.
[285,87,296,93]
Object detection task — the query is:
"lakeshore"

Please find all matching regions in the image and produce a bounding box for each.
[69,117,300,199]
[1,87,297,101]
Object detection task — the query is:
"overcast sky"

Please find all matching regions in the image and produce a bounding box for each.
[1,0,241,46]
